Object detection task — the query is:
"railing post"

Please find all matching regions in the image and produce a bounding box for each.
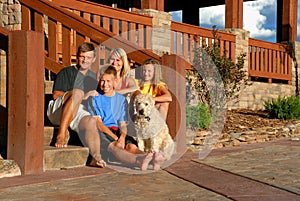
[162,54,186,153]
[8,30,44,175]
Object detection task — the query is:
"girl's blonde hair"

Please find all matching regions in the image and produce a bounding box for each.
[108,48,130,77]
[141,58,163,85]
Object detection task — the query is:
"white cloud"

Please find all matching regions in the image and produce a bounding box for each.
[244,0,276,39]
[200,5,224,27]
[199,0,277,40]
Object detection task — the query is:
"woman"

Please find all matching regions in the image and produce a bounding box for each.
[107,48,138,96]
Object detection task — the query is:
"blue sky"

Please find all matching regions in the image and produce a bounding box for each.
[170,0,300,42]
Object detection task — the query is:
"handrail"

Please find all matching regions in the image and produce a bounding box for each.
[52,0,152,25]
[248,38,292,84]
[51,0,153,51]
[19,0,160,74]
[170,21,236,64]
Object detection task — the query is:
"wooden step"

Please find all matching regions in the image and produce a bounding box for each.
[44,145,89,170]
[44,126,89,170]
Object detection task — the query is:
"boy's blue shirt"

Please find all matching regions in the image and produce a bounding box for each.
[89,91,128,127]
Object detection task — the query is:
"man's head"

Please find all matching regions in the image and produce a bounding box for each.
[99,65,118,96]
[76,42,97,70]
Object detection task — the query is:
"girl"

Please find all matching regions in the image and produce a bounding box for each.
[136,59,172,120]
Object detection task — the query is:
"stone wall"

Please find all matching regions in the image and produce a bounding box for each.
[0,0,21,107]
[228,82,296,110]
[0,0,21,30]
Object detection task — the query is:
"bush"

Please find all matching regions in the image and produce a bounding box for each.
[186,103,211,129]
[188,26,248,105]
[264,95,300,120]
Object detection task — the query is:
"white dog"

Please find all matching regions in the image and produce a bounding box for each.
[132,93,174,160]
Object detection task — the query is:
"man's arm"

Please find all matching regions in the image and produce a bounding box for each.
[53,90,64,100]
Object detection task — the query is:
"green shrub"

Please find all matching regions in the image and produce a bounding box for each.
[186,103,211,129]
[264,95,300,120]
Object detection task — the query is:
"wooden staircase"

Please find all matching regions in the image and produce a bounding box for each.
[2,0,184,174]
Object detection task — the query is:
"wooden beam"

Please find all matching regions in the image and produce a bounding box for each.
[277,0,298,42]
[225,0,243,29]
[8,30,44,175]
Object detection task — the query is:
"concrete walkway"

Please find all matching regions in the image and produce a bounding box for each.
[0,139,299,201]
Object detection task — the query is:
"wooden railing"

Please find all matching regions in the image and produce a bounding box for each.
[170,22,236,68]
[19,0,293,83]
[19,0,160,77]
[51,0,153,58]
[248,38,292,84]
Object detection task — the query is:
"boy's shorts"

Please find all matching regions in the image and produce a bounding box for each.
[47,92,90,132]
[100,127,138,154]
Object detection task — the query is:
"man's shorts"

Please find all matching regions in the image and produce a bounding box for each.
[47,92,90,132]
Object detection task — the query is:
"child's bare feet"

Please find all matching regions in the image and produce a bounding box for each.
[89,158,107,168]
[153,151,165,171]
[140,152,154,171]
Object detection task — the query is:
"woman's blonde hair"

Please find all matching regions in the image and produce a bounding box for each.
[108,48,130,77]
[141,58,163,85]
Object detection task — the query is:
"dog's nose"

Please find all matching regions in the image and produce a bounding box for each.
[138,109,144,115]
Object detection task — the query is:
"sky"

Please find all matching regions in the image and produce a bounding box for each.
[170,0,300,43]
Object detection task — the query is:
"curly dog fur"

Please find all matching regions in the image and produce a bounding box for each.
[132,93,174,160]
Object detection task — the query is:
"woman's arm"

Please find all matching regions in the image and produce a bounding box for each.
[115,77,138,95]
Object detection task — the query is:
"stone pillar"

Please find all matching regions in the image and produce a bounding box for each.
[134,9,172,56]
[0,0,21,107]
[0,0,22,31]
[292,41,300,95]
[223,28,250,75]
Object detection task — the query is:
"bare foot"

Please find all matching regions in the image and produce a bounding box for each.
[89,158,106,168]
[55,134,67,148]
[153,151,165,171]
[140,152,154,171]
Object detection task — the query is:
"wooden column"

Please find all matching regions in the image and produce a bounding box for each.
[277,0,298,42]
[162,54,186,153]
[225,0,243,29]
[141,0,164,11]
[8,30,44,175]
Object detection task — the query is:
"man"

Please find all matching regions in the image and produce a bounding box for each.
[47,42,98,149]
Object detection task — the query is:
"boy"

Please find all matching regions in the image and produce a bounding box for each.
[89,65,164,170]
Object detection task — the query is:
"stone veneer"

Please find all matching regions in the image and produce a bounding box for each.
[0,0,21,107]
[228,82,296,110]
[133,9,172,56]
